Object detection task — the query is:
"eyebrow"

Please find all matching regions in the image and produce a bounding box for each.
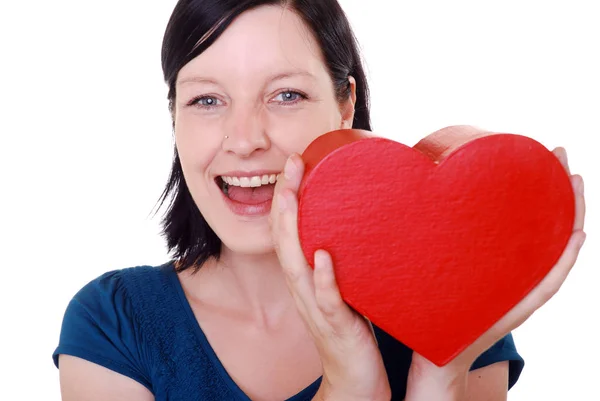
[176,70,317,87]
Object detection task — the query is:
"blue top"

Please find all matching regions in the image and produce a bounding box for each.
[52,261,524,400]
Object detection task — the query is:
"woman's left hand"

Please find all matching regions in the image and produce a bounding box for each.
[408,146,587,381]
[270,153,391,401]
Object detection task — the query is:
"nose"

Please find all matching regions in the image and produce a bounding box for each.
[222,104,270,157]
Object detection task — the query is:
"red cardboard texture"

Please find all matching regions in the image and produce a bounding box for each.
[297,125,575,366]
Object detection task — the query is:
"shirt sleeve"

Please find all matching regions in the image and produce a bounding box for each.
[52,270,153,393]
[471,332,524,390]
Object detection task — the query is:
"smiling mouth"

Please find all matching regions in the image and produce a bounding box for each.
[216,174,279,204]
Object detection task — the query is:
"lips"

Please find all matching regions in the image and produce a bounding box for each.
[216,172,280,216]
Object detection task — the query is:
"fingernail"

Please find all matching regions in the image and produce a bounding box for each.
[314,250,326,269]
[284,156,296,180]
[579,232,586,248]
[579,178,584,195]
[278,193,287,212]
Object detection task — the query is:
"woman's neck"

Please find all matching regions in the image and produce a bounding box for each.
[179,247,296,328]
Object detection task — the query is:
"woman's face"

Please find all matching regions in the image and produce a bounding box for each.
[174,5,356,255]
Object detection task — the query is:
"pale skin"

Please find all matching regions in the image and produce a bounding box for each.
[59,5,586,401]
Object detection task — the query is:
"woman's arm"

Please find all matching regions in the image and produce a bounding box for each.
[405,361,508,401]
[465,362,509,401]
[59,355,155,401]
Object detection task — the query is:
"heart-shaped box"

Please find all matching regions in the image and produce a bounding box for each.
[298,125,575,366]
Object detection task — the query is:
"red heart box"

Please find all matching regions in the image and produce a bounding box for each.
[297,126,575,366]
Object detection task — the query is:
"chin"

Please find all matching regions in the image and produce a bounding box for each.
[222,236,276,256]
[214,218,276,256]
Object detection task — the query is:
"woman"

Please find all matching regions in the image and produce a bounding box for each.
[53,0,586,400]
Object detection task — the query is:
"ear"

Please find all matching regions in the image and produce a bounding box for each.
[340,75,357,129]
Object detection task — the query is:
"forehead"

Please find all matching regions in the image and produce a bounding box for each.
[177,5,328,84]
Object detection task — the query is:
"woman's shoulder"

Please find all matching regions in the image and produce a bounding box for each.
[56,260,176,329]
[52,263,164,386]
[78,261,172,291]
[53,260,235,398]
[52,261,180,392]
[61,261,181,335]
[69,261,175,310]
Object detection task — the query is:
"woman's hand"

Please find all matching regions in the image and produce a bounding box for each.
[408,146,587,385]
[270,153,391,401]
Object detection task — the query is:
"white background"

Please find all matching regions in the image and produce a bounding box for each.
[1,0,598,399]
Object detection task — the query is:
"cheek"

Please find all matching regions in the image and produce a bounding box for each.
[174,115,221,179]
[266,106,341,153]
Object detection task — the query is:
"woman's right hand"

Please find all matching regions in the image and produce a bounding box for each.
[270,153,391,401]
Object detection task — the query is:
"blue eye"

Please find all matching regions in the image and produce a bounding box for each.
[188,90,307,110]
[189,96,221,109]
[274,90,308,104]
[278,91,299,101]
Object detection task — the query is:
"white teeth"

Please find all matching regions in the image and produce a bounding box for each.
[250,177,261,187]
[221,174,279,187]
[239,177,251,187]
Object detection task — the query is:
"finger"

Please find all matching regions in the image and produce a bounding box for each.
[270,153,303,228]
[553,147,571,175]
[313,249,355,332]
[571,174,585,231]
[275,186,318,311]
[282,153,304,194]
[273,155,306,273]
[532,230,586,305]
